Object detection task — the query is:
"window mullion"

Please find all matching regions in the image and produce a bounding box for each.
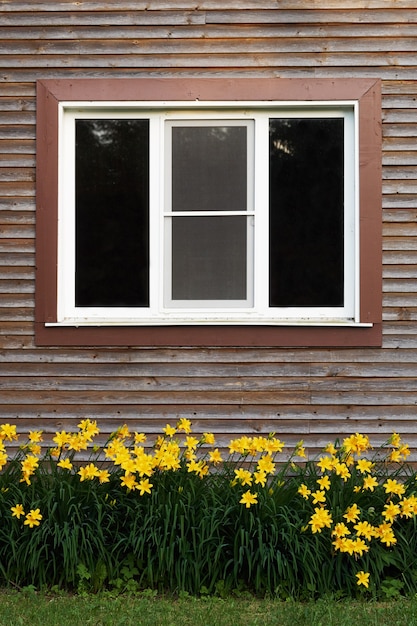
[253,114,270,315]
[149,114,162,314]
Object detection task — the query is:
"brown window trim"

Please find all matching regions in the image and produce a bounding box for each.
[35,77,382,347]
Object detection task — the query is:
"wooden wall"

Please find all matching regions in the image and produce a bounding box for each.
[0,0,416,458]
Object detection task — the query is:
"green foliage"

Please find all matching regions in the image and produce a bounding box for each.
[0,422,416,599]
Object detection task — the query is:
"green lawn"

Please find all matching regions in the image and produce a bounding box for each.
[1,593,417,626]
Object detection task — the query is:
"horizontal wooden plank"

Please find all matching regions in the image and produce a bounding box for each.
[1,1,417,11]
[2,38,417,55]
[2,52,417,68]
[2,24,417,42]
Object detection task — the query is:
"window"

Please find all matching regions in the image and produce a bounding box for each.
[36,78,381,346]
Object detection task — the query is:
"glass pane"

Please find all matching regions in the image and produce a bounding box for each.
[75,119,149,307]
[269,118,344,307]
[171,216,247,300]
[172,125,247,212]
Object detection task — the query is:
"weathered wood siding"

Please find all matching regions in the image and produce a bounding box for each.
[0,0,416,457]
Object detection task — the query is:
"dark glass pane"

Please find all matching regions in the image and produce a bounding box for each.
[171,216,247,300]
[75,119,149,307]
[172,126,247,212]
[269,118,344,307]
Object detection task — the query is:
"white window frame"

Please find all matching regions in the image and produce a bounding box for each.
[56,100,365,327]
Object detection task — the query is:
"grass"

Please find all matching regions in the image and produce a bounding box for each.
[0,592,417,626]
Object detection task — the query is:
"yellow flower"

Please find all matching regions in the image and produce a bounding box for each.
[257,454,275,475]
[134,432,147,444]
[343,503,361,523]
[116,424,130,439]
[308,507,333,534]
[382,501,400,523]
[317,456,335,473]
[24,508,42,528]
[353,538,369,557]
[78,463,100,481]
[97,469,110,484]
[264,438,284,454]
[294,440,306,458]
[240,490,258,508]
[311,490,326,505]
[356,571,370,588]
[209,448,223,465]
[389,432,401,448]
[202,432,215,445]
[21,455,39,474]
[389,449,402,463]
[253,470,267,487]
[28,431,43,443]
[332,522,350,538]
[78,418,99,440]
[53,431,70,449]
[343,433,371,455]
[362,475,379,491]
[185,436,199,450]
[137,478,153,496]
[0,450,7,470]
[68,433,89,452]
[11,504,25,519]
[377,523,397,546]
[401,495,417,517]
[325,443,338,455]
[334,462,351,481]
[120,472,138,491]
[398,444,410,460]
[234,468,252,486]
[383,479,405,497]
[163,424,177,437]
[57,458,73,470]
[0,424,17,442]
[177,418,192,434]
[356,458,374,474]
[354,520,374,541]
[298,484,311,499]
[317,475,331,491]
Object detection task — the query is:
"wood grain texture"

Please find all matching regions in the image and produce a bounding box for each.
[0,1,415,457]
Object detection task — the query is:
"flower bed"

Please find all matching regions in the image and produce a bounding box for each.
[0,420,416,598]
